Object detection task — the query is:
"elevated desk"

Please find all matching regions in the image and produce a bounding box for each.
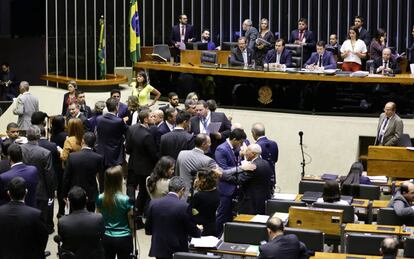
[311,252,409,259]
[367,146,414,178]
[40,74,128,86]
[344,223,407,237]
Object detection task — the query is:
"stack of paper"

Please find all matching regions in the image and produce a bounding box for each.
[250,214,269,224]
[273,193,297,201]
[368,176,388,183]
[190,236,221,248]
[272,212,289,224]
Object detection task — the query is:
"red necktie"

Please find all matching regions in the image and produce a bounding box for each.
[299,31,304,41]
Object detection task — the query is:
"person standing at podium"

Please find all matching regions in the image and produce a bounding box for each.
[374,102,403,146]
[170,14,195,49]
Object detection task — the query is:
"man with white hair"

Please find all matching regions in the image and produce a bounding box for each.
[242,19,258,50]
[12,81,39,134]
[237,143,273,214]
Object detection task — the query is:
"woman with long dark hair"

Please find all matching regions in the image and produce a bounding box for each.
[146,156,175,199]
[96,166,134,259]
[369,28,387,60]
[340,26,367,71]
[341,162,372,186]
[130,70,161,108]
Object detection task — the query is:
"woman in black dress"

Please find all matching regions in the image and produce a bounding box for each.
[191,167,220,237]
[254,18,276,66]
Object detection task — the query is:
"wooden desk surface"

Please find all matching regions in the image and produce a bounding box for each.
[295,194,370,208]
[345,223,401,235]
[372,200,389,208]
[135,62,414,84]
[311,251,408,258]
[233,214,255,223]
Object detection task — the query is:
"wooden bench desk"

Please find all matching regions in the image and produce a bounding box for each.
[311,251,409,258]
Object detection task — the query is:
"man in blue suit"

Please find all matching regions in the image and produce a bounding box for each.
[110,89,129,119]
[289,18,316,63]
[215,128,247,236]
[145,176,200,259]
[0,144,38,207]
[304,41,337,70]
[263,38,292,68]
[96,97,128,168]
[251,122,278,190]
[170,14,195,48]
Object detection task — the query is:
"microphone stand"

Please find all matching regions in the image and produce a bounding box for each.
[299,135,305,179]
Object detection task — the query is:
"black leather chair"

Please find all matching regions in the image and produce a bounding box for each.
[223,222,268,245]
[342,183,381,200]
[404,237,414,258]
[398,133,412,147]
[313,202,355,223]
[153,44,172,60]
[285,44,303,68]
[377,207,410,225]
[345,233,387,256]
[173,252,221,259]
[265,199,306,214]
[298,180,325,194]
[284,227,324,252]
[200,51,218,64]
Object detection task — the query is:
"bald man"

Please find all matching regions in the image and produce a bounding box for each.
[374,102,403,146]
[380,238,399,259]
[237,144,273,215]
[374,48,401,74]
[388,181,414,218]
[12,81,39,133]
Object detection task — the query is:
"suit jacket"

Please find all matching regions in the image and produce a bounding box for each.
[21,141,54,200]
[67,112,90,132]
[170,24,195,45]
[409,42,414,64]
[304,51,337,70]
[289,29,316,62]
[125,124,158,176]
[387,191,414,217]
[215,141,238,197]
[145,193,201,258]
[258,234,308,259]
[245,26,259,50]
[79,104,92,118]
[230,47,255,66]
[0,201,48,259]
[189,112,232,154]
[39,138,61,186]
[156,121,173,147]
[374,113,403,146]
[160,128,195,160]
[373,57,401,74]
[237,158,272,214]
[96,113,128,167]
[63,148,104,202]
[264,48,293,67]
[58,208,105,259]
[0,163,38,207]
[359,27,371,47]
[12,92,39,131]
[117,102,129,118]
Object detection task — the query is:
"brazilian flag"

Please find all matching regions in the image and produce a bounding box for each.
[98,16,106,79]
[129,0,141,63]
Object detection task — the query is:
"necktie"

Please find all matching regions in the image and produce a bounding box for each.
[382,117,389,130]
[299,31,304,41]
[181,26,185,41]
[201,117,208,133]
[384,61,388,69]
[318,55,322,67]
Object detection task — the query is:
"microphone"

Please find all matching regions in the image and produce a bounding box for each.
[299,131,303,145]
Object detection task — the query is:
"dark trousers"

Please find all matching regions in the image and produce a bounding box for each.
[216,195,233,237]
[126,173,149,215]
[37,199,54,232]
[102,235,133,259]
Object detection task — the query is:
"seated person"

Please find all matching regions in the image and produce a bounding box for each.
[200,29,216,50]
[258,217,309,259]
[340,161,372,186]
[325,34,341,60]
[374,48,401,74]
[388,181,414,217]
[263,38,292,69]
[316,180,349,205]
[229,37,255,66]
[380,237,399,259]
[304,41,337,70]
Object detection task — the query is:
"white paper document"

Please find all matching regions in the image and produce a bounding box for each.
[190,236,221,248]
[250,214,270,223]
[273,193,297,201]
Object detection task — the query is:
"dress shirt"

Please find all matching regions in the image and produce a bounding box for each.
[242,49,248,66]
[180,25,185,42]
[199,111,211,134]
[10,162,23,168]
[165,121,175,131]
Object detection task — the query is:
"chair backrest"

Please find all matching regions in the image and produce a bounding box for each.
[223,222,268,245]
[265,199,306,214]
[313,202,355,223]
[153,44,172,60]
[298,180,325,194]
[284,227,324,252]
[200,51,218,64]
[222,42,238,50]
[377,208,404,226]
[173,252,221,259]
[285,44,303,68]
[345,233,387,256]
[404,237,414,258]
[342,184,381,200]
[398,133,412,147]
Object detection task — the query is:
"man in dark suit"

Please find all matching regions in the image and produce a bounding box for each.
[0,144,38,207]
[170,14,195,48]
[242,19,259,50]
[66,102,90,131]
[252,122,278,189]
[354,15,370,47]
[259,217,308,259]
[63,132,104,212]
[264,38,293,68]
[238,144,272,215]
[304,41,337,70]
[374,102,403,146]
[145,176,201,259]
[289,18,316,63]
[230,37,255,66]
[380,238,399,259]
[96,97,128,168]
[76,90,93,118]
[156,107,177,147]
[20,125,55,233]
[126,109,158,221]
[0,62,18,101]
[110,89,129,119]
[374,48,401,75]
[58,186,105,259]
[190,100,231,156]
[159,92,180,112]
[0,177,49,259]
[160,111,194,160]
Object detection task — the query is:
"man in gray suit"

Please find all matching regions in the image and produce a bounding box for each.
[242,19,258,50]
[12,81,39,134]
[374,102,403,146]
[20,125,55,233]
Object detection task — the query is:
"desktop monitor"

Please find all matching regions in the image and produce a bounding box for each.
[185,42,208,50]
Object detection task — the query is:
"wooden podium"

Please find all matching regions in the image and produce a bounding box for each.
[367,146,414,178]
